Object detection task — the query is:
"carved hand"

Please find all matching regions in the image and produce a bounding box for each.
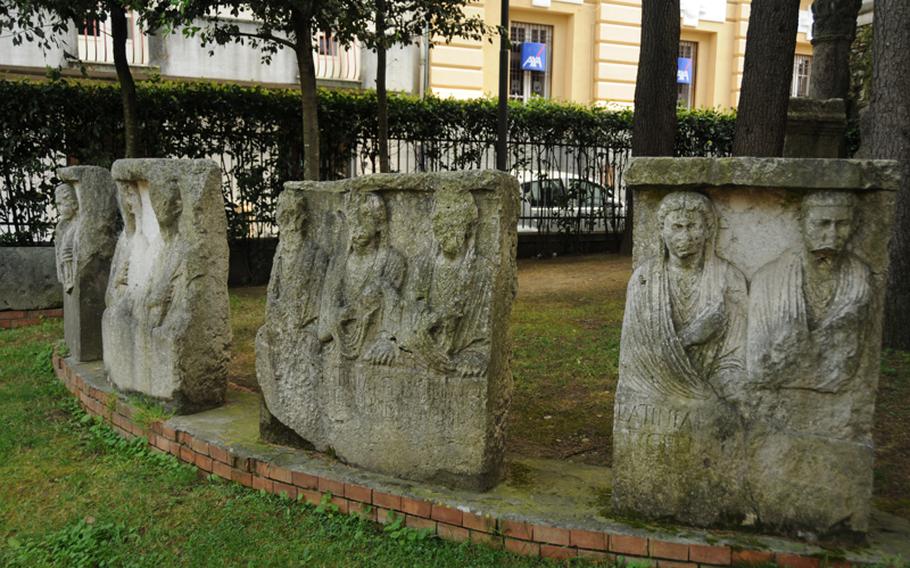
[679,303,726,347]
[455,351,487,378]
[364,337,399,366]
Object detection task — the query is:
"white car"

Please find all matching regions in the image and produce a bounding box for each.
[515,171,623,234]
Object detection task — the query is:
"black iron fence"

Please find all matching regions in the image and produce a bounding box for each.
[1,81,739,245]
[1,137,630,245]
[350,137,630,237]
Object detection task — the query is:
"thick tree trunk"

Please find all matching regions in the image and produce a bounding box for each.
[110,2,140,158]
[808,0,862,100]
[621,0,679,255]
[376,0,390,173]
[733,0,801,157]
[293,8,320,181]
[870,0,910,349]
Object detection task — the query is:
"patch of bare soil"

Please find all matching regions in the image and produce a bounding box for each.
[517,254,632,299]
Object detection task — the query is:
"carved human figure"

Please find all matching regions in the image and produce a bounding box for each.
[619,191,747,400]
[747,191,870,394]
[318,192,405,364]
[54,183,79,293]
[406,190,491,377]
[268,194,328,328]
[142,177,184,330]
[106,185,140,308]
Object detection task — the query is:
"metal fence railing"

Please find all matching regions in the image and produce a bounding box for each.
[351,138,629,236]
[0,136,630,245]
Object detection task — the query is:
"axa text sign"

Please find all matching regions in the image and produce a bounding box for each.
[677,57,693,84]
[521,42,547,72]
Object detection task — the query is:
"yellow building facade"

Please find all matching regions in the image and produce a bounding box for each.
[429,0,814,109]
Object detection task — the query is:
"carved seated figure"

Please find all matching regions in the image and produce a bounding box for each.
[318,192,405,365]
[406,190,490,377]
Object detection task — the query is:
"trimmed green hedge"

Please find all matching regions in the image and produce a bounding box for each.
[0,79,736,243]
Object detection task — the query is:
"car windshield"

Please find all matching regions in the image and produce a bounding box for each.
[521,179,569,207]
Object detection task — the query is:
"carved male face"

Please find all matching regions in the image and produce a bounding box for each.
[349,195,384,251]
[661,209,707,261]
[802,203,854,256]
[55,184,78,222]
[433,215,470,259]
[278,201,307,237]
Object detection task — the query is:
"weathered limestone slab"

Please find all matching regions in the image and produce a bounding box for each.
[0,247,61,311]
[614,157,898,539]
[104,159,231,413]
[256,171,519,490]
[54,166,118,361]
[783,97,848,158]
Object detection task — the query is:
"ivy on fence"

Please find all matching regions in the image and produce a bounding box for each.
[0,79,736,244]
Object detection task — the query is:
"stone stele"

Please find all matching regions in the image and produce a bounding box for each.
[104,159,231,413]
[54,166,119,362]
[613,157,898,539]
[256,171,519,490]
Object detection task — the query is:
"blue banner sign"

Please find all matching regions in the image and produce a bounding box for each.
[677,57,693,84]
[521,42,547,72]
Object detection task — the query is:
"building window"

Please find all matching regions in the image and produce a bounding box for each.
[677,41,697,109]
[77,11,146,65]
[509,22,553,102]
[791,54,811,97]
[317,31,339,56]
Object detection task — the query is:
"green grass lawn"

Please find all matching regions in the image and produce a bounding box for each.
[2,256,909,566]
[0,321,566,567]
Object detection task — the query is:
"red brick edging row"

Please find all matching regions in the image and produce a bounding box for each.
[1,308,63,329]
[51,354,861,567]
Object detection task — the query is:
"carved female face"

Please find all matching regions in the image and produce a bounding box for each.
[661,209,707,261]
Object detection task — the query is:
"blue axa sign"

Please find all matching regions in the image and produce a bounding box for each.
[521,42,547,72]
[677,57,693,84]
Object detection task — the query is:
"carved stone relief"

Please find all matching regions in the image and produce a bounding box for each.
[54,166,118,362]
[103,159,231,413]
[256,171,518,490]
[612,191,749,527]
[615,157,898,539]
[745,191,876,538]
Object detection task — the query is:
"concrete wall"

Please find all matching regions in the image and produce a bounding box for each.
[0,17,420,94]
[0,247,62,311]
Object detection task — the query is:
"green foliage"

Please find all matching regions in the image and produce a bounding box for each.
[5,518,162,568]
[0,78,736,243]
[127,396,174,429]
[382,511,435,543]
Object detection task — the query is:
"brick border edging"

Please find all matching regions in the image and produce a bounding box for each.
[51,354,859,568]
[1,308,63,329]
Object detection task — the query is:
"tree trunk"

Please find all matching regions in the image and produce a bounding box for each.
[293,7,320,181]
[870,0,910,349]
[808,0,862,100]
[110,2,140,158]
[621,0,679,255]
[376,0,390,173]
[733,0,801,157]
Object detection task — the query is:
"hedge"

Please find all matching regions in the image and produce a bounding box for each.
[0,79,736,244]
